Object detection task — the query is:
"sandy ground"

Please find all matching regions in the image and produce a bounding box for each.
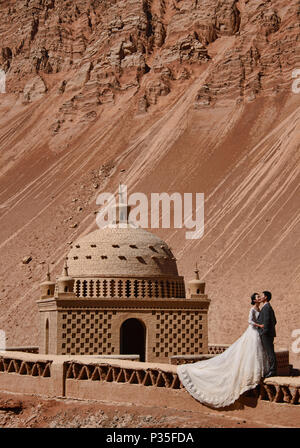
[0,390,299,429]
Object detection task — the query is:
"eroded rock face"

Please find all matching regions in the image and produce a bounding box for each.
[0,0,298,115]
[23,75,47,102]
[65,62,93,92]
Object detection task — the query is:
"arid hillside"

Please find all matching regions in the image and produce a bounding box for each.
[0,0,299,367]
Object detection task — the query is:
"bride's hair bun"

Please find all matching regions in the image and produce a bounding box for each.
[251,292,258,305]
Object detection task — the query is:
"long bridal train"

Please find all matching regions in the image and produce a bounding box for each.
[177,308,270,408]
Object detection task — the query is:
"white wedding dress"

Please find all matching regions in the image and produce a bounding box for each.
[177,307,270,408]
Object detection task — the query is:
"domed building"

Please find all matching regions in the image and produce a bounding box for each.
[37,206,210,363]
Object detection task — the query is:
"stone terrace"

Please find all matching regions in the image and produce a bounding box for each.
[0,351,299,409]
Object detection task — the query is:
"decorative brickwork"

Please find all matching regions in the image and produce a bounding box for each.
[153,311,204,359]
[65,361,182,389]
[41,301,209,360]
[73,277,185,299]
[170,354,214,365]
[208,344,230,354]
[0,353,299,406]
[59,310,114,355]
[245,380,300,405]
[37,223,210,362]
[276,350,291,376]
[64,360,300,404]
[0,355,51,377]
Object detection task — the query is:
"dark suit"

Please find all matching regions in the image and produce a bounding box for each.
[257,302,277,375]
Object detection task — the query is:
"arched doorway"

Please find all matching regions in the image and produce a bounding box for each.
[120,318,146,362]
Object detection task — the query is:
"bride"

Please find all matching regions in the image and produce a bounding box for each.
[177,293,270,408]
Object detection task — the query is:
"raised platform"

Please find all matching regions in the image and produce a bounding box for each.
[0,350,299,410]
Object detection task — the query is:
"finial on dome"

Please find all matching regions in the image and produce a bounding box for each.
[119,169,126,184]
[63,258,69,277]
[194,262,200,280]
[40,264,55,299]
[57,257,74,294]
[187,262,206,297]
[115,183,131,225]
[46,264,51,281]
[118,181,125,203]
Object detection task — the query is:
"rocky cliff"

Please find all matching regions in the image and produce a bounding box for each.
[0,0,299,367]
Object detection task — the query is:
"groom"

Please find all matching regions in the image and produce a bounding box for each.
[257,291,277,378]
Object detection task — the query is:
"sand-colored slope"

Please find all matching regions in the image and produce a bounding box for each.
[0,0,299,369]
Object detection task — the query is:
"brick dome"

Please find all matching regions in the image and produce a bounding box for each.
[67,226,179,278]
[65,225,186,299]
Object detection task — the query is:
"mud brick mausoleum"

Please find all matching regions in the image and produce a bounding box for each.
[37,201,210,362]
[0,202,297,410]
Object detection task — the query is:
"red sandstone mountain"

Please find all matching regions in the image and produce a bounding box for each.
[0,0,299,368]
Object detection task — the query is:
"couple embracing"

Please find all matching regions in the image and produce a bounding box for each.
[177,291,277,408]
